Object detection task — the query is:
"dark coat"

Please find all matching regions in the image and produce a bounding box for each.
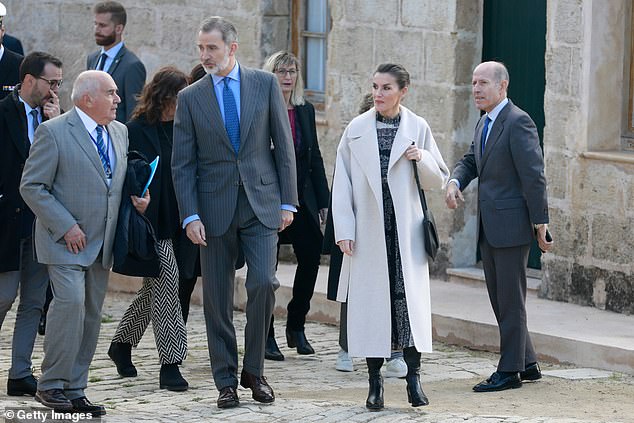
[126,117,201,279]
[0,89,36,271]
[87,45,146,123]
[0,48,23,100]
[3,35,25,56]
[279,101,329,244]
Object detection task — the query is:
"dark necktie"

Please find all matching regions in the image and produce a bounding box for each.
[223,77,240,154]
[29,109,39,146]
[95,125,112,178]
[480,116,491,155]
[97,53,108,71]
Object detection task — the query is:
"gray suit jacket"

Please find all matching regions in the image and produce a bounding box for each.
[172,66,298,237]
[451,100,549,248]
[19,108,128,268]
[87,45,146,123]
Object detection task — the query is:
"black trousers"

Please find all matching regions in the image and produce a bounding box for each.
[269,207,322,334]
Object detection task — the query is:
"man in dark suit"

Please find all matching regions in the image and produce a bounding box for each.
[0,51,62,397]
[86,1,145,123]
[172,16,298,409]
[446,61,553,392]
[20,70,147,416]
[0,8,23,100]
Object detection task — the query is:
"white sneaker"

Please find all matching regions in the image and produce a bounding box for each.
[384,356,407,378]
[335,349,354,372]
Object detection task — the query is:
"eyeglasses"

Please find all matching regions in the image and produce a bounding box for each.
[38,77,63,89]
[275,69,297,77]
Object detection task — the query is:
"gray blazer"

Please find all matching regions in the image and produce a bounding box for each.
[87,45,146,123]
[451,100,549,248]
[172,66,298,237]
[19,108,128,268]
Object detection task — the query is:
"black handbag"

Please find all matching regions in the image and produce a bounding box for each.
[412,160,439,261]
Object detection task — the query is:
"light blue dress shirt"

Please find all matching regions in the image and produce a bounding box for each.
[96,41,124,72]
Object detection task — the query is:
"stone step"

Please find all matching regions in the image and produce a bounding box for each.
[447,266,542,292]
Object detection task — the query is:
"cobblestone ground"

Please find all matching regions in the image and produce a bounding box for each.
[2,292,634,423]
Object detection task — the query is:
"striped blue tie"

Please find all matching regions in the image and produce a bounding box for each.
[223,77,240,154]
[95,125,112,178]
[480,116,491,155]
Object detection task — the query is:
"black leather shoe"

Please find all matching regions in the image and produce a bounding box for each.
[240,369,275,403]
[38,313,46,336]
[520,362,542,381]
[473,371,522,392]
[286,328,315,355]
[217,386,239,409]
[35,389,73,411]
[406,375,429,407]
[365,374,384,410]
[70,397,106,416]
[265,336,285,361]
[160,363,189,391]
[108,342,137,377]
[7,374,37,396]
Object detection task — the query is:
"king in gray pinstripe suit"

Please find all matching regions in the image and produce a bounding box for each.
[172,17,298,409]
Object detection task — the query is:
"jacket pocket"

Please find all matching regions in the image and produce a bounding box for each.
[261,172,277,186]
[494,197,525,210]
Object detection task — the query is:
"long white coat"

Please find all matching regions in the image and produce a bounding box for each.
[332,106,449,358]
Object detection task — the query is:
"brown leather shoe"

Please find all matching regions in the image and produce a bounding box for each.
[239,369,275,403]
[35,389,73,411]
[217,386,239,409]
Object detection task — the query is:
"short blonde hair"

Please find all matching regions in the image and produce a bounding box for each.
[263,51,305,106]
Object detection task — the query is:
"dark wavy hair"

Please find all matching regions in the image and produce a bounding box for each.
[131,66,187,125]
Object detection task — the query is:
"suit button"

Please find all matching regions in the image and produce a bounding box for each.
[15,207,21,213]
[237,159,241,164]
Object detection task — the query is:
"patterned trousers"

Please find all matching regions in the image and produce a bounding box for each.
[112,239,187,364]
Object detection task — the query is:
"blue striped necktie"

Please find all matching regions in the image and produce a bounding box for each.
[95,125,112,178]
[223,77,240,153]
[480,116,491,155]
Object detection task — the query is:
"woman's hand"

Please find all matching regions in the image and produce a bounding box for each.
[337,239,355,256]
[405,144,422,161]
[131,189,150,215]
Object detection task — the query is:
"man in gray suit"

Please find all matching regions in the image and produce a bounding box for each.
[172,16,298,409]
[20,70,148,415]
[446,61,553,392]
[87,1,145,123]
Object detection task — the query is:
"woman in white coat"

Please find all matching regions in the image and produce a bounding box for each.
[332,63,449,410]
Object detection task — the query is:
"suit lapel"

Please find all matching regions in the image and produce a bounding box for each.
[193,76,232,148]
[67,109,109,185]
[106,122,127,189]
[480,100,511,171]
[7,93,29,160]
[107,46,126,75]
[238,66,260,153]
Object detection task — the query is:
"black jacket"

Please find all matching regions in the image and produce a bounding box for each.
[0,48,23,100]
[0,89,37,271]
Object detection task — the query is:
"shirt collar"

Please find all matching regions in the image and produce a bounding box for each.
[211,61,240,87]
[75,106,101,135]
[100,41,124,59]
[0,45,4,62]
[18,94,39,116]
[486,97,509,123]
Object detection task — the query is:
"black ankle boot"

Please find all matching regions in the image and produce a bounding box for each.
[365,358,384,410]
[160,363,189,391]
[108,342,137,377]
[403,347,429,407]
[286,327,315,355]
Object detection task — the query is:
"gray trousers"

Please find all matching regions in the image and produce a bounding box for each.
[479,228,536,372]
[201,187,278,390]
[0,237,49,379]
[37,261,109,400]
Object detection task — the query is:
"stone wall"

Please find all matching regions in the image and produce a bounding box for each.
[540,0,634,314]
[3,0,263,112]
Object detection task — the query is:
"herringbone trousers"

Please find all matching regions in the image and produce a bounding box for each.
[112,239,187,364]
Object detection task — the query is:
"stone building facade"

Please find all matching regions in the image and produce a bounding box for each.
[3,0,633,313]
